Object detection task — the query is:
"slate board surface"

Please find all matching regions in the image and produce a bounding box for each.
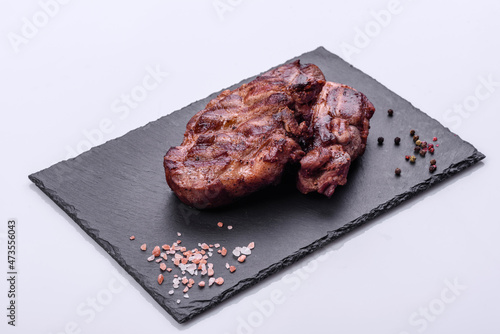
[29,47,485,323]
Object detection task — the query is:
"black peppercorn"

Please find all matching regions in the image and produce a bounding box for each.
[429,165,437,173]
[419,149,427,157]
[388,109,394,117]
[430,159,436,165]
[394,137,401,145]
[395,168,401,176]
[413,135,419,142]
[378,137,384,145]
[420,141,428,148]
[414,146,421,153]
[410,129,415,136]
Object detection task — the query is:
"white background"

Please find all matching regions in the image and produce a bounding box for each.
[1,0,499,333]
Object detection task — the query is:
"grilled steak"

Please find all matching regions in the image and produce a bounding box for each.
[164,62,375,208]
[297,82,375,197]
[164,61,325,208]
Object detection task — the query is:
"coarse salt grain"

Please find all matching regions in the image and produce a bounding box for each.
[152,246,161,257]
[232,247,241,257]
[240,247,251,255]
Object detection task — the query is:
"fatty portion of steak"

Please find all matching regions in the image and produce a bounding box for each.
[164,61,325,208]
[297,82,376,197]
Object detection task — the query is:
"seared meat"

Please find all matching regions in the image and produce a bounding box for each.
[297,82,376,197]
[164,62,375,208]
[164,61,325,208]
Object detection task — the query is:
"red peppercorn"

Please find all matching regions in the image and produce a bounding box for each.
[429,147,435,154]
[433,137,437,141]
[428,144,434,150]
[429,165,437,173]
[405,155,410,161]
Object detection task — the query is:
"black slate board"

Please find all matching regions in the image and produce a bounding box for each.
[29,47,485,323]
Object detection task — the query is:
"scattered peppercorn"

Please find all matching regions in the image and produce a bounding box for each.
[433,137,438,141]
[429,165,437,173]
[420,141,428,148]
[430,159,436,165]
[394,137,401,145]
[388,109,394,117]
[419,149,427,157]
[415,140,422,146]
[395,168,401,176]
[410,130,415,136]
[414,146,421,153]
[405,155,410,161]
[428,144,434,150]
[378,137,384,145]
[413,135,419,142]
[410,155,416,163]
[429,147,435,154]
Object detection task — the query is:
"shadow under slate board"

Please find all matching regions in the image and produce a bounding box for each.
[29,47,485,323]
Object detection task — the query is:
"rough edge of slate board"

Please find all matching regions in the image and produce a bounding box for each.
[29,46,486,323]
